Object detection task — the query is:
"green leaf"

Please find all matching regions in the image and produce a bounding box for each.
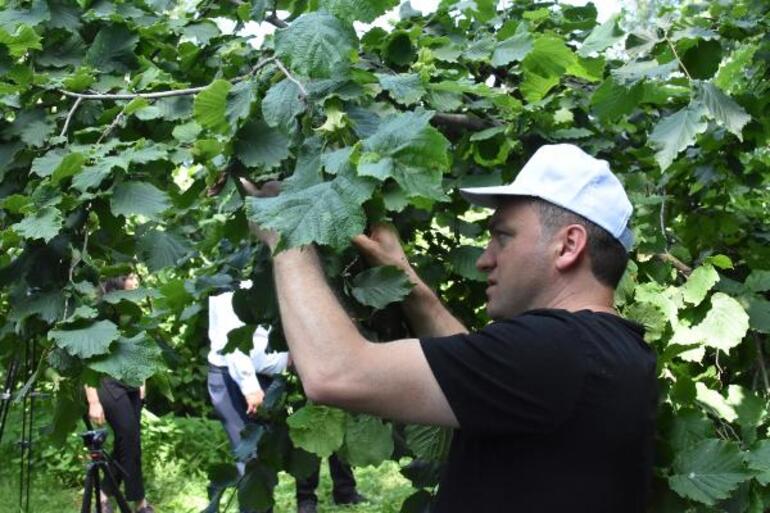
[0,25,42,58]
[680,264,719,306]
[648,102,708,170]
[287,404,346,457]
[12,206,62,242]
[49,320,120,358]
[404,425,452,461]
[351,266,413,309]
[0,0,50,31]
[358,111,450,200]
[590,79,644,121]
[490,24,533,66]
[137,229,193,272]
[520,36,584,102]
[225,80,256,130]
[696,292,749,353]
[668,439,752,505]
[376,73,426,106]
[745,271,770,293]
[316,0,398,23]
[698,82,751,141]
[11,291,65,323]
[87,333,164,387]
[321,147,354,175]
[235,119,291,170]
[6,109,55,147]
[578,14,625,56]
[110,181,171,220]
[745,296,770,334]
[746,441,770,486]
[274,12,358,78]
[194,79,232,133]
[447,246,486,282]
[612,59,678,84]
[83,25,138,73]
[339,414,393,467]
[245,172,375,250]
[695,382,737,423]
[261,78,304,130]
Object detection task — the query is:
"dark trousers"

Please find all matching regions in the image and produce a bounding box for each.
[97,378,145,502]
[296,454,357,505]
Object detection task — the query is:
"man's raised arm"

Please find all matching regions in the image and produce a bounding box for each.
[246,181,458,428]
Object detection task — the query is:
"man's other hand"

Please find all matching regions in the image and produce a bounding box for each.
[240,178,281,249]
[244,389,265,415]
[353,224,414,276]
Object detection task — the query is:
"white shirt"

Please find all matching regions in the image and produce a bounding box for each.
[207,288,289,395]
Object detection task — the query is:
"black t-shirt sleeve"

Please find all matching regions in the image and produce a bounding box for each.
[420,312,588,435]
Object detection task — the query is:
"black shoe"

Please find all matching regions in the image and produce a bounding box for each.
[333,491,367,506]
[297,500,317,513]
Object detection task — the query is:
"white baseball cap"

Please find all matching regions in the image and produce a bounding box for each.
[459,144,634,251]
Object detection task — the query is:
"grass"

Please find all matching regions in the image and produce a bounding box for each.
[0,451,415,513]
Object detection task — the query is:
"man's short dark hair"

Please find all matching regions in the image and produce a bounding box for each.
[530,199,629,288]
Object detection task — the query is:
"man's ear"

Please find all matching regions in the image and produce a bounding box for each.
[554,224,588,272]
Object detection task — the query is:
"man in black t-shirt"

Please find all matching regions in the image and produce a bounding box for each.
[246,144,657,512]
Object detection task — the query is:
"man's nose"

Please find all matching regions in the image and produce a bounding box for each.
[476,246,495,273]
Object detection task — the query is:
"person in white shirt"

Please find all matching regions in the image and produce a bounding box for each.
[206,282,365,513]
[207,285,289,475]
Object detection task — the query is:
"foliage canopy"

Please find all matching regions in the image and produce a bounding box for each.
[1,0,770,511]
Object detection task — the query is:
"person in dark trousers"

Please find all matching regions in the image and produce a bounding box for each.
[244,144,657,512]
[207,285,364,513]
[85,274,154,513]
[295,455,364,513]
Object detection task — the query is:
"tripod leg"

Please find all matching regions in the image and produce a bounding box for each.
[94,466,103,513]
[82,465,94,513]
[102,464,132,513]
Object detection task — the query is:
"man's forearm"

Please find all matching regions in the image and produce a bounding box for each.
[272,246,366,393]
[402,273,468,338]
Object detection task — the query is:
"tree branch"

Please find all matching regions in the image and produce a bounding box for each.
[265,12,288,28]
[274,58,308,97]
[755,334,769,394]
[656,252,692,276]
[60,96,83,137]
[431,112,497,132]
[61,58,276,101]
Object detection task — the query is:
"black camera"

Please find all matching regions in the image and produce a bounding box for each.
[80,429,108,451]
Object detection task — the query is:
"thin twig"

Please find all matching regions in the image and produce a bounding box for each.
[96,108,126,145]
[61,58,275,101]
[755,334,770,394]
[60,96,83,137]
[659,192,668,250]
[656,253,692,276]
[273,58,308,97]
[665,35,693,81]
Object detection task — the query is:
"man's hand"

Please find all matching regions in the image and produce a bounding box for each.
[353,224,416,279]
[88,401,106,426]
[244,389,265,416]
[240,178,281,249]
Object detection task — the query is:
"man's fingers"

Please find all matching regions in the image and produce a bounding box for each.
[238,178,282,198]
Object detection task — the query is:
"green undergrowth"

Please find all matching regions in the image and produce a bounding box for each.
[0,410,413,513]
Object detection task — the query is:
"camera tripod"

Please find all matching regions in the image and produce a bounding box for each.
[80,426,133,513]
[0,338,42,513]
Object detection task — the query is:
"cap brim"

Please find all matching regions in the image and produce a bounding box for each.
[459,185,534,209]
